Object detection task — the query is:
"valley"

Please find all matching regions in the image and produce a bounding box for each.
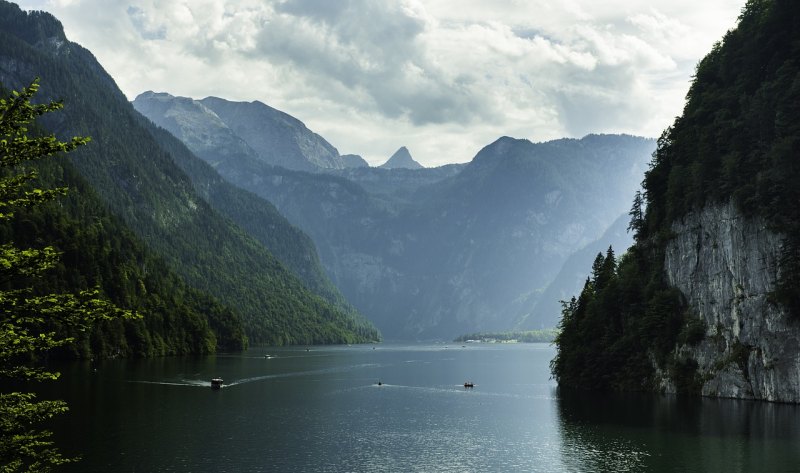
[133,91,654,338]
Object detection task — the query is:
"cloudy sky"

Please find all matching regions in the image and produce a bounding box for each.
[18,0,743,167]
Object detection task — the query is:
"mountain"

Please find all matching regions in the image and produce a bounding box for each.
[379,146,423,169]
[329,164,465,202]
[341,154,369,168]
[134,89,656,340]
[552,0,800,402]
[390,134,652,335]
[516,212,633,330]
[132,92,357,315]
[0,1,379,345]
[199,96,346,172]
[133,91,258,169]
[3,150,247,357]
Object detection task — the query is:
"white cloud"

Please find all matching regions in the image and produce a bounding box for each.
[17,0,743,166]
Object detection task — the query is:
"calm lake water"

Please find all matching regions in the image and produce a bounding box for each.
[37,343,800,472]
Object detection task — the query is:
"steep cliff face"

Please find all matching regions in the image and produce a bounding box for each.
[661,201,799,402]
[550,1,800,399]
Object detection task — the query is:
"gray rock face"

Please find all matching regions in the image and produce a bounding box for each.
[379,146,423,169]
[341,154,369,168]
[133,92,256,167]
[200,97,345,172]
[134,92,347,173]
[661,201,800,402]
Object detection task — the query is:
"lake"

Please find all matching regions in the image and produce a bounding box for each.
[39,343,800,472]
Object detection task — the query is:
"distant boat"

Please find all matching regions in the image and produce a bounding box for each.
[211,378,224,389]
[464,382,474,388]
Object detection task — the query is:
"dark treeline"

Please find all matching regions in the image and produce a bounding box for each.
[552,0,800,392]
[454,330,557,343]
[550,246,700,391]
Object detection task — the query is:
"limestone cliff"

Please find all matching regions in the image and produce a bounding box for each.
[550,0,800,400]
[660,201,799,402]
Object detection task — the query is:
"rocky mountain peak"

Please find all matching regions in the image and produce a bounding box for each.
[341,154,369,168]
[198,97,345,172]
[379,146,423,170]
[132,91,257,163]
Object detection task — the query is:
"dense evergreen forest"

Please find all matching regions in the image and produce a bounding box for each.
[2,155,248,357]
[552,0,800,392]
[0,2,380,347]
[142,120,366,322]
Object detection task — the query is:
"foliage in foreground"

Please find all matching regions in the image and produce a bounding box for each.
[0,80,135,471]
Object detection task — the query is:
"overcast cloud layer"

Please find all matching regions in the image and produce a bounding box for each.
[19,0,743,166]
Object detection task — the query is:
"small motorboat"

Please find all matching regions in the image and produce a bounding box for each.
[464,382,474,388]
[211,378,224,389]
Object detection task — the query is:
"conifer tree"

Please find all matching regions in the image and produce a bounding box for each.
[627,190,645,238]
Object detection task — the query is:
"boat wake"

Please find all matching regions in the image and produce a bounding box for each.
[127,379,211,388]
[226,363,379,387]
[364,383,556,400]
[129,363,380,389]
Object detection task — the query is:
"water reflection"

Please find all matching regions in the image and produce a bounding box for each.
[556,389,800,472]
[29,345,800,472]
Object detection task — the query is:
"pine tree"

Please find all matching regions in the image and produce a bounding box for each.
[0,79,133,472]
[590,252,605,285]
[627,190,645,238]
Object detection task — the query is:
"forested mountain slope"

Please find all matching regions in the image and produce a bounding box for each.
[1,144,246,356]
[552,0,800,402]
[0,2,379,345]
[139,105,367,325]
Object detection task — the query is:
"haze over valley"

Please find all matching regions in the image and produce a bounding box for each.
[133,91,654,338]
[4,1,800,471]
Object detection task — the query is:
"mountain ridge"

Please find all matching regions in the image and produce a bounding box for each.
[134,89,656,339]
[0,1,379,345]
[200,95,346,171]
